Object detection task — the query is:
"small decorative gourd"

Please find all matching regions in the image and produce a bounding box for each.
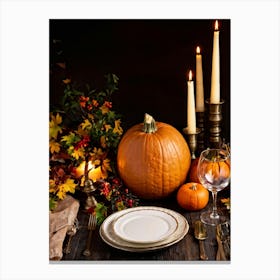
[117,113,191,199]
[176,182,209,211]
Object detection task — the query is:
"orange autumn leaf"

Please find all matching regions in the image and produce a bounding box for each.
[49,140,61,154]
[100,136,107,148]
[62,78,71,84]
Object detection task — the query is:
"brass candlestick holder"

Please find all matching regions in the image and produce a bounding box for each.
[206,99,224,148]
[83,161,98,210]
[196,111,205,154]
[83,179,98,210]
[183,127,201,159]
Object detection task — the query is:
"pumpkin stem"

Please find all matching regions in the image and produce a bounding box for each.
[190,183,197,190]
[143,113,158,133]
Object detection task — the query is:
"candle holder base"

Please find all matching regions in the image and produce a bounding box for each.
[206,99,224,148]
[183,127,201,159]
[83,179,98,210]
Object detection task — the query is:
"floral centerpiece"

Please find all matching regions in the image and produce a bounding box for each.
[49,74,139,224]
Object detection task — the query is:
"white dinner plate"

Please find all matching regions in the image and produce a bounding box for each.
[99,206,189,252]
[113,208,178,244]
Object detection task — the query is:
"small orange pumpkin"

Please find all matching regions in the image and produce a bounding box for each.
[176,182,209,211]
[117,113,191,199]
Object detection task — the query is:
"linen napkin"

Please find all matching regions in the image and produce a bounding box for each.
[49,195,80,260]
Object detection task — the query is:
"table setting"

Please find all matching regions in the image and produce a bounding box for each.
[99,206,189,253]
[49,19,231,262]
[59,191,230,261]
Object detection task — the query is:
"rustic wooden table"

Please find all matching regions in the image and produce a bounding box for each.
[61,188,230,262]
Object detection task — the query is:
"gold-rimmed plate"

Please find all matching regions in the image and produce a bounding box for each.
[113,208,178,244]
[99,206,189,252]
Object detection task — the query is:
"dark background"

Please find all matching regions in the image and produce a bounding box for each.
[50,19,230,143]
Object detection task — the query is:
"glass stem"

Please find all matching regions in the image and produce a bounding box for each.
[211,190,219,219]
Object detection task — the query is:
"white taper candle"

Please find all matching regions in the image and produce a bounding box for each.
[187,70,196,133]
[210,20,220,104]
[196,46,205,112]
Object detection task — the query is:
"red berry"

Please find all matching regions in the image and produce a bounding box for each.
[128,199,133,207]
[112,177,121,185]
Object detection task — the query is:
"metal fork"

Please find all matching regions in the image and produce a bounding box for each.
[83,213,97,256]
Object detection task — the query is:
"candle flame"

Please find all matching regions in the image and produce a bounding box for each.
[215,20,219,31]
[188,70,192,81]
[196,46,200,54]
[88,161,95,171]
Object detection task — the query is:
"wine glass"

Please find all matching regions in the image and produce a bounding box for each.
[197,148,230,226]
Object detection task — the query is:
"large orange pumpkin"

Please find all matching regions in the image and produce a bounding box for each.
[176,182,209,211]
[117,113,191,199]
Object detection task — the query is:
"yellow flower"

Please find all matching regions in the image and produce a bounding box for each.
[100,104,110,114]
[49,140,60,154]
[104,124,112,132]
[113,119,123,135]
[80,119,92,131]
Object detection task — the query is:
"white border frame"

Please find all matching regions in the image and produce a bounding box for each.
[1,1,279,279]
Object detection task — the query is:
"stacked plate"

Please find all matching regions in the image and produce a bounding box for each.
[99,206,189,252]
